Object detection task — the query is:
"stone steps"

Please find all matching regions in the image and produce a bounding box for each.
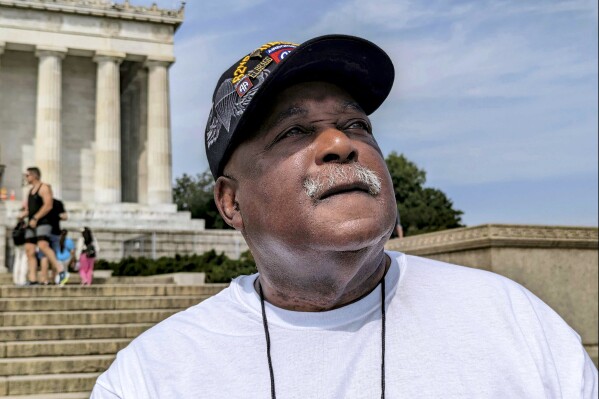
[0,323,152,341]
[3,392,90,399]
[0,354,114,376]
[0,283,224,297]
[0,372,101,396]
[3,338,131,358]
[1,308,180,326]
[0,273,227,396]
[0,273,230,288]
[0,295,203,311]
[0,274,107,286]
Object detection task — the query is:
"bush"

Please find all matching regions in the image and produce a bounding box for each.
[95,250,257,283]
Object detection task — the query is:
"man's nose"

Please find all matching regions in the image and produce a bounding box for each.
[314,128,358,164]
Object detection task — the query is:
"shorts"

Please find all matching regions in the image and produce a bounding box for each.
[37,234,60,258]
[25,224,53,244]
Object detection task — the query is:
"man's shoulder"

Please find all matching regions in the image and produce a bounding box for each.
[92,277,261,397]
[401,253,514,283]
[127,281,250,347]
[39,182,52,194]
[393,250,581,334]
[392,252,535,304]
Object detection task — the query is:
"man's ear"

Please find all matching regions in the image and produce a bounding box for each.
[214,176,243,230]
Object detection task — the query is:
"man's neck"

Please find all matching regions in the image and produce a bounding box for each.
[30,181,41,192]
[254,248,390,312]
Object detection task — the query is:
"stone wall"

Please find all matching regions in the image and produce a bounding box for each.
[74,226,247,262]
[0,49,151,204]
[0,49,37,198]
[61,54,96,202]
[386,224,599,366]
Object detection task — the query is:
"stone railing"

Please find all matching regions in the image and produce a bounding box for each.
[387,224,598,255]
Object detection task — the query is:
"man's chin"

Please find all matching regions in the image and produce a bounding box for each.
[309,219,391,252]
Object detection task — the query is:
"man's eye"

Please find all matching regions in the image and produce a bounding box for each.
[269,126,308,147]
[284,127,304,137]
[347,121,371,132]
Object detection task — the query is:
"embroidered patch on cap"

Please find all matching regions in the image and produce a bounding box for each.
[206,69,271,149]
[248,56,273,79]
[232,55,251,84]
[265,44,297,63]
[235,76,253,97]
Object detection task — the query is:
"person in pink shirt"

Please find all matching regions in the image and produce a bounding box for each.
[75,226,99,286]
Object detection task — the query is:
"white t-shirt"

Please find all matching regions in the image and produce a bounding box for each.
[91,252,598,398]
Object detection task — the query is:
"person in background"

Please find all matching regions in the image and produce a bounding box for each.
[20,167,69,286]
[76,227,99,286]
[39,198,69,284]
[12,204,29,286]
[51,229,75,283]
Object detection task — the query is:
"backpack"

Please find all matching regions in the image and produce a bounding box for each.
[12,221,27,246]
[84,244,96,258]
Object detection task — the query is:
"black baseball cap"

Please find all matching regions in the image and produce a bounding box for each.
[204,34,395,178]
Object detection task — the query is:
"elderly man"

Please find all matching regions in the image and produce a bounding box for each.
[92,35,597,398]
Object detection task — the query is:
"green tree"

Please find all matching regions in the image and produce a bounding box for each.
[385,152,463,236]
[172,172,230,229]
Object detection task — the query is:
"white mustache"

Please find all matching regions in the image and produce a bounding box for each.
[303,163,382,198]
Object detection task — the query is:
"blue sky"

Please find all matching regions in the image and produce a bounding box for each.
[153,0,598,227]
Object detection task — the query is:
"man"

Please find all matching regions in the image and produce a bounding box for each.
[39,198,71,283]
[92,35,597,398]
[21,167,69,286]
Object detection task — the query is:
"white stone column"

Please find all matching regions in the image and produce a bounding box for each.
[0,41,5,69]
[0,43,4,182]
[136,69,149,205]
[21,145,35,201]
[80,147,95,203]
[145,57,174,205]
[34,46,67,199]
[0,208,7,274]
[93,51,125,203]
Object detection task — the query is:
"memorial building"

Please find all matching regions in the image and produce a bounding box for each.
[0,0,247,267]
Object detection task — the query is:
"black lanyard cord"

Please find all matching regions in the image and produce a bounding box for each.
[258,282,276,399]
[258,275,387,399]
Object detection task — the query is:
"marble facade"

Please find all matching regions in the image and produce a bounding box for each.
[0,1,251,270]
[0,0,180,204]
